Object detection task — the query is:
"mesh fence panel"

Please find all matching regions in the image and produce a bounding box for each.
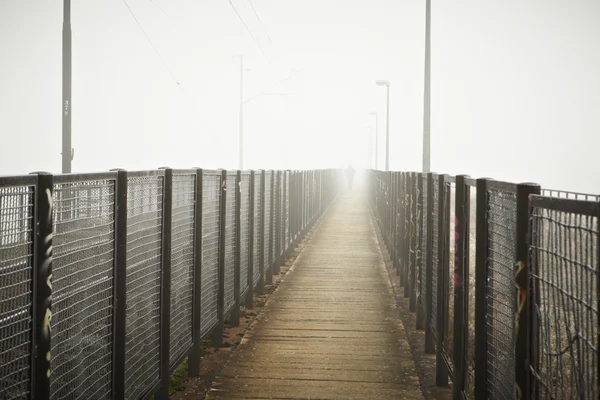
[201,173,221,337]
[486,188,517,399]
[224,173,237,316]
[530,204,598,399]
[240,173,250,297]
[169,174,195,366]
[420,175,428,314]
[280,174,285,256]
[51,180,115,400]
[264,173,272,269]
[430,176,439,334]
[285,172,290,250]
[442,182,455,373]
[253,174,262,286]
[272,173,278,262]
[467,186,477,393]
[124,176,163,400]
[0,185,34,399]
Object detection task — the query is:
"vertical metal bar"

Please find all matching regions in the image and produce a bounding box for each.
[189,169,203,376]
[435,174,449,386]
[62,0,72,174]
[416,173,426,329]
[408,172,416,304]
[453,175,470,396]
[266,171,274,284]
[112,169,128,399]
[474,178,490,399]
[232,171,242,325]
[274,171,281,276]
[425,173,435,353]
[157,168,173,400]
[246,170,255,308]
[212,169,227,347]
[31,172,53,400]
[515,182,540,398]
[257,171,265,294]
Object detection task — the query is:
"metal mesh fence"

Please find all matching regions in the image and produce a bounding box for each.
[169,174,195,366]
[280,174,285,256]
[51,179,115,400]
[485,187,517,399]
[530,203,598,399]
[264,172,272,270]
[272,173,278,262]
[430,175,439,335]
[201,173,221,337]
[541,189,600,202]
[467,185,477,394]
[253,174,262,286]
[420,175,428,314]
[124,175,163,400]
[285,172,290,250]
[224,173,237,316]
[240,173,251,298]
[442,182,454,372]
[0,185,34,399]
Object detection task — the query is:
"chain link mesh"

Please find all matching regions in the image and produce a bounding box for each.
[419,175,428,314]
[169,174,195,366]
[285,172,290,250]
[0,185,34,400]
[51,180,115,400]
[280,174,285,256]
[430,175,439,335]
[240,173,251,297]
[530,204,598,399]
[485,188,517,400]
[264,172,272,270]
[224,173,237,316]
[201,173,220,337]
[253,174,262,286]
[272,173,278,262]
[124,176,163,400]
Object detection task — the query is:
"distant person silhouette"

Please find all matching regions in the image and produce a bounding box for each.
[346,164,356,190]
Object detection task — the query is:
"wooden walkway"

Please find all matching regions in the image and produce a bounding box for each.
[206,191,423,400]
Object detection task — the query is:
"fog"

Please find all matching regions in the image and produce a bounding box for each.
[1,0,599,193]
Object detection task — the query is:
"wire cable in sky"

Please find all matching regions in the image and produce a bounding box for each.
[225,0,270,62]
[244,68,303,104]
[149,0,173,19]
[246,0,272,44]
[122,0,180,85]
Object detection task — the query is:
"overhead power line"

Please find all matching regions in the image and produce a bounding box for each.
[225,0,270,62]
[246,0,272,44]
[122,0,180,85]
[244,69,303,104]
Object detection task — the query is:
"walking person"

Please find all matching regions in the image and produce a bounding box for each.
[346,164,355,190]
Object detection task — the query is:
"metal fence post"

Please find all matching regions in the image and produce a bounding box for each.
[474,178,490,399]
[188,168,204,376]
[257,171,265,294]
[266,171,275,284]
[435,174,449,386]
[416,173,426,330]
[425,173,435,353]
[452,175,470,396]
[274,171,281,276]
[111,169,127,399]
[232,171,242,325]
[212,169,227,347]
[408,172,418,307]
[515,182,540,398]
[31,172,53,400]
[157,167,173,400]
[246,171,255,309]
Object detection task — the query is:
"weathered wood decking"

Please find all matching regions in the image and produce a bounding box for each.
[206,191,423,399]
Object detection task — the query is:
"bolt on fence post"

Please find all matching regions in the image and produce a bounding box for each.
[257,171,265,294]
[246,170,255,309]
[31,172,53,400]
[188,168,204,376]
[474,177,490,399]
[435,174,449,386]
[425,172,435,353]
[232,171,242,326]
[110,169,128,399]
[157,167,173,400]
[452,175,470,395]
[514,182,540,398]
[212,169,227,347]
[416,173,426,330]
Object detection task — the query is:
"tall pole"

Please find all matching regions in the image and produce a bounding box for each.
[62,0,72,173]
[385,85,390,172]
[422,0,431,173]
[239,55,244,170]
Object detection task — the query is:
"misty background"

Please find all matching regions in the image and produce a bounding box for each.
[0,0,598,193]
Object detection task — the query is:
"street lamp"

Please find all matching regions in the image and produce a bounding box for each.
[375,80,390,171]
[422,0,431,173]
[368,112,378,170]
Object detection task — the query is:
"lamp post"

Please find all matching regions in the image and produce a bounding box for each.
[422,0,431,173]
[368,112,378,170]
[62,0,72,173]
[375,80,390,171]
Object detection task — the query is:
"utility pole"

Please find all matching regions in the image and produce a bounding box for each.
[385,84,390,171]
[422,0,431,173]
[62,0,72,173]
[239,55,244,170]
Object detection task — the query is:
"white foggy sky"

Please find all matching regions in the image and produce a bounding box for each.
[0,0,599,193]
